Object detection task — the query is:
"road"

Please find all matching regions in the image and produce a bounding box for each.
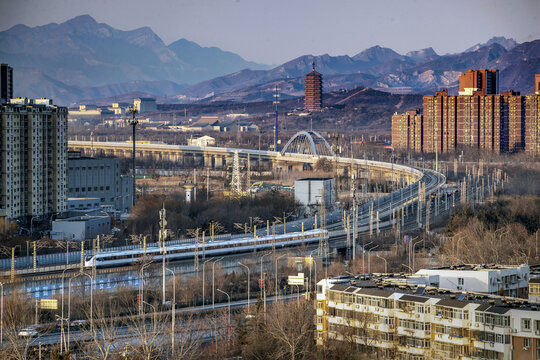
[16,293,300,347]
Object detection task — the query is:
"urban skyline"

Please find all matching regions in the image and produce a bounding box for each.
[0,2,539,359]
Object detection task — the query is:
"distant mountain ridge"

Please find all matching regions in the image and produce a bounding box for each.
[0,15,269,104]
[177,39,539,103]
[0,15,536,105]
[464,36,518,52]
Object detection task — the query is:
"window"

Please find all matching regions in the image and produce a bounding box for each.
[524,338,530,348]
[458,278,464,285]
[522,318,531,332]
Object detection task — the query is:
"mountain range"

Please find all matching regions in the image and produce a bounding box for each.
[1,15,538,105]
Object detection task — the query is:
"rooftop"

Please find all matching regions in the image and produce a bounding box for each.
[324,273,539,312]
[419,263,529,271]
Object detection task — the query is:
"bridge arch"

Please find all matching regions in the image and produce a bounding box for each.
[281,131,334,157]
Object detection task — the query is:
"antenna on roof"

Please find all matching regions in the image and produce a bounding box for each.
[312,61,315,71]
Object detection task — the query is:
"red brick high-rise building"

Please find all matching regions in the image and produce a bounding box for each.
[304,62,323,111]
[459,69,499,95]
[392,72,538,156]
[457,94,481,148]
[423,90,458,154]
[391,109,422,151]
[525,93,540,156]
[502,91,525,152]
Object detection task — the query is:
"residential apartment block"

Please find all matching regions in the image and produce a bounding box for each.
[0,64,13,104]
[525,93,540,156]
[392,72,539,156]
[458,69,499,96]
[391,109,423,152]
[316,274,540,360]
[0,98,68,221]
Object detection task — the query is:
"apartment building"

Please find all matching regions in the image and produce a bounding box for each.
[392,110,422,152]
[316,275,540,360]
[392,72,539,155]
[0,98,68,221]
[0,64,13,104]
[525,93,540,156]
[458,69,499,96]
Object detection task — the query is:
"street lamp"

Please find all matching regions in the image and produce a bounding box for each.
[260,252,271,315]
[376,254,388,273]
[275,254,287,299]
[138,262,151,315]
[128,106,138,207]
[165,267,176,357]
[142,301,157,333]
[202,259,213,309]
[401,263,413,274]
[293,284,300,304]
[409,237,422,273]
[68,272,93,350]
[30,216,39,236]
[212,257,224,309]
[309,249,319,292]
[362,240,374,274]
[60,268,70,352]
[238,262,250,312]
[367,244,379,273]
[216,288,231,349]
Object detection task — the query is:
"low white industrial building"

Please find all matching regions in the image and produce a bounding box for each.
[188,135,215,147]
[416,264,530,298]
[294,178,334,208]
[51,214,111,241]
[133,97,156,113]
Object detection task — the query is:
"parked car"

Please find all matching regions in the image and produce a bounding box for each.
[18,324,39,337]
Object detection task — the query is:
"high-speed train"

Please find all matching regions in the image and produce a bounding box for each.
[85,229,328,268]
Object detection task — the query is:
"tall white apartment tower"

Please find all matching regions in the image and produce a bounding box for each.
[0,98,68,221]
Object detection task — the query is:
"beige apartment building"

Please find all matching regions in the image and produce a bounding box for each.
[0,98,68,221]
[316,276,540,360]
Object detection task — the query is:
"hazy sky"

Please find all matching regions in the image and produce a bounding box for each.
[0,0,538,64]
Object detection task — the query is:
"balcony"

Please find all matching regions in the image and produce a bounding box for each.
[432,315,469,328]
[397,345,427,356]
[434,333,470,346]
[396,327,430,338]
[472,339,508,354]
[368,323,394,333]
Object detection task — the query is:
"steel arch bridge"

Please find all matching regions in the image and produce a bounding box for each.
[281,131,334,157]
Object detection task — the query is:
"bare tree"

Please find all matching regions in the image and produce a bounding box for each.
[0,290,47,360]
[168,313,204,360]
[265,300,315,360]
[78,292,121,360]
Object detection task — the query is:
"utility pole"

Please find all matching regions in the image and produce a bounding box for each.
[194,229,199,272]
[231,151,241,195]
[332,133,340,205]
[273,86,280,151]
[128,106,138,207]
[206,168,210,200]
[247,153,251,194]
